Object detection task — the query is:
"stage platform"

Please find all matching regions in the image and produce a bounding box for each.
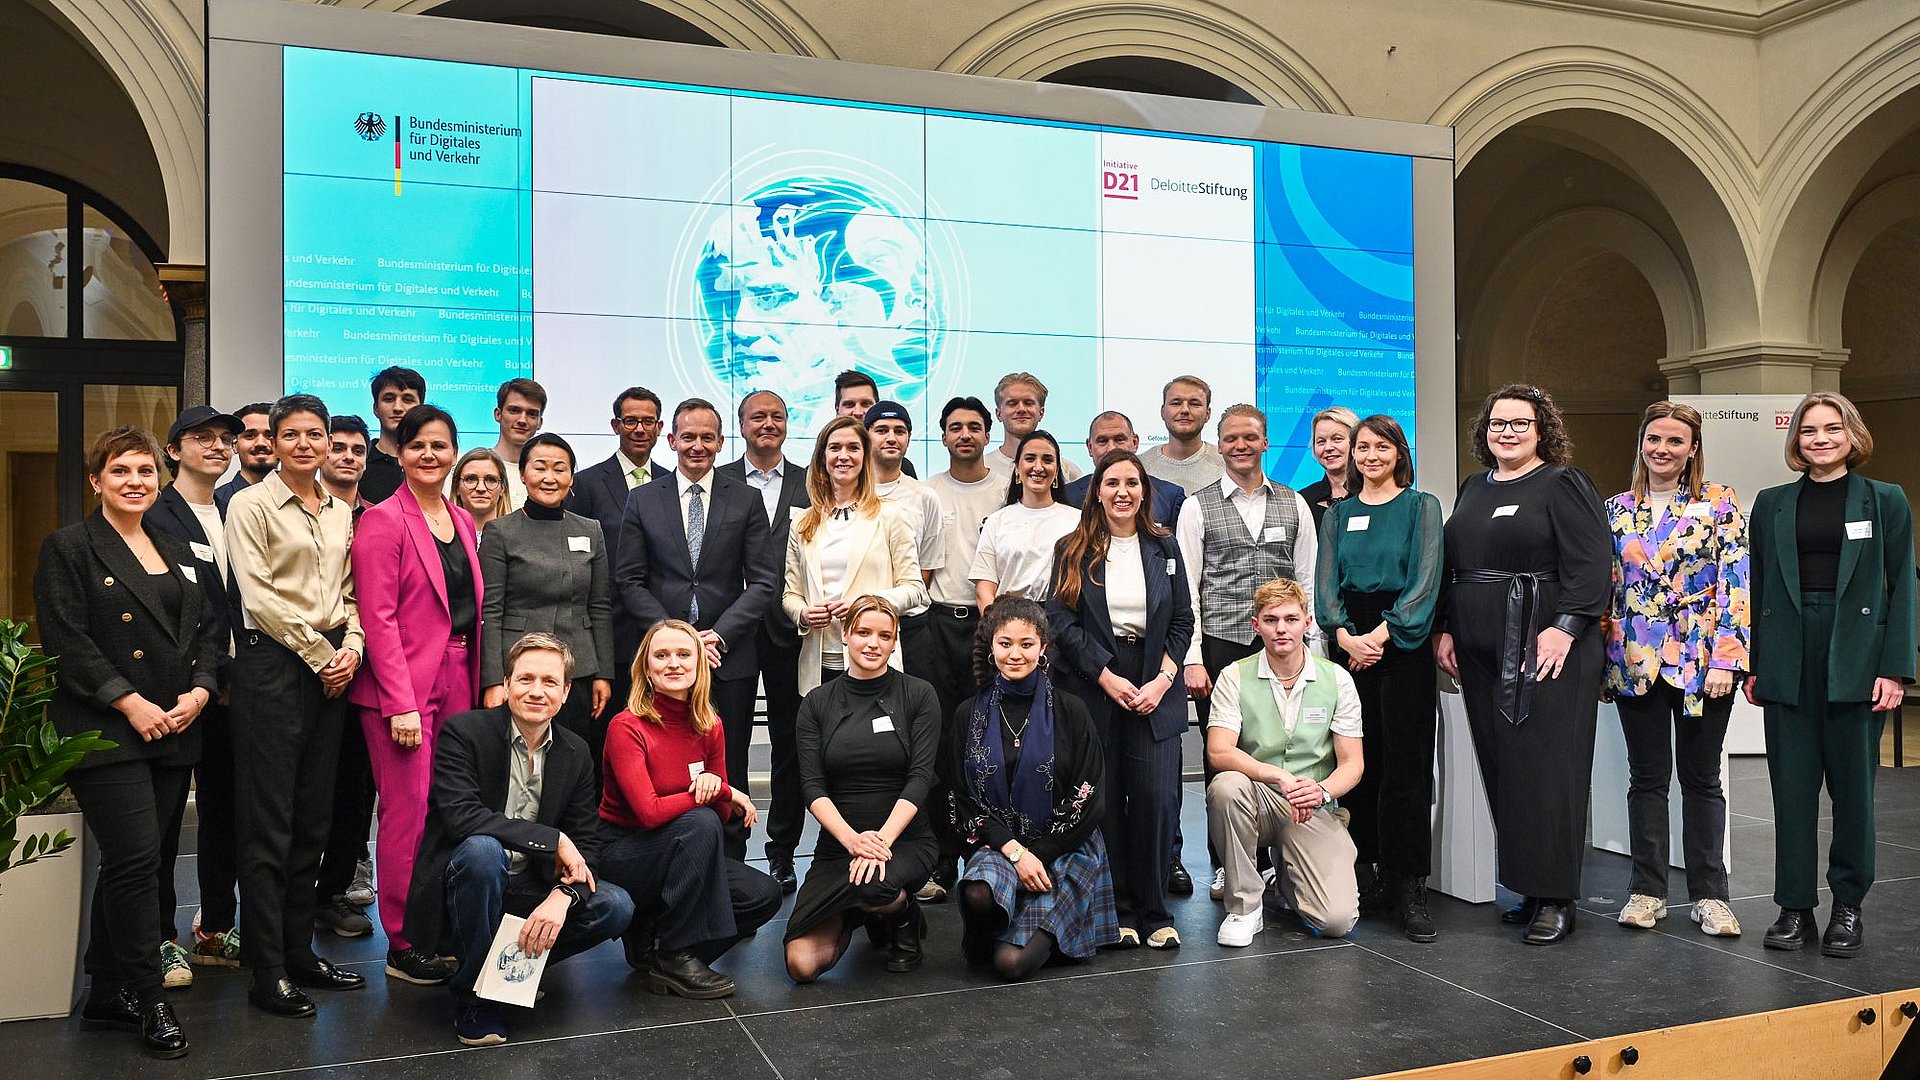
[3,756,1917,1079]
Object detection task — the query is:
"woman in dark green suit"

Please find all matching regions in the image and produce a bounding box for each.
[1746,391,1915,958]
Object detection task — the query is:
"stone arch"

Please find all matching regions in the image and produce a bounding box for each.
[349,0,836,56]
[938,0,1349,113]
[1809,174,1920,351]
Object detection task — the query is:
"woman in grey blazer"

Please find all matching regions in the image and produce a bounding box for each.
[479,434,616,746]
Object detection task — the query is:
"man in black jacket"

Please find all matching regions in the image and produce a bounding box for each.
[409,633,633,1047]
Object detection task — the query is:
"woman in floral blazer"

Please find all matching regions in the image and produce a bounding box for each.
[1603,402,1749,938]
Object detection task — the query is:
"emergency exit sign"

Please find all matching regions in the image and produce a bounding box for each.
[0,345,11,369]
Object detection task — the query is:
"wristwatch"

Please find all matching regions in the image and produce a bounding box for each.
[1007,844,1025,864]
[553,883,582,908]
[1317,783,1334,807]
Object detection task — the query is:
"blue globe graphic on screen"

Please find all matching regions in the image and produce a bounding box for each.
[695,177,939,420]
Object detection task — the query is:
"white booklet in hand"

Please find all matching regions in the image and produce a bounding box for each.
[474,913,549,1008]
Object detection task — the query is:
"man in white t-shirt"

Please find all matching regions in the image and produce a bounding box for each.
[864,400,943,673]
[1139,375,1225,495]
[1206,578,1364,945]
[986,371,1083,482]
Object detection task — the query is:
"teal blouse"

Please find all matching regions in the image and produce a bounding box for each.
[1315,487,1444,649]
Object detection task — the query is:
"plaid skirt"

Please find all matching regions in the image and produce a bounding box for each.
[960,831,1118,958]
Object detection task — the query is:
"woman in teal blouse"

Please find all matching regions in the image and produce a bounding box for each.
[1315,414,1443,942]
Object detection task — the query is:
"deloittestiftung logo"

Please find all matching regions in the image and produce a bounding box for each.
[354,112,387,141]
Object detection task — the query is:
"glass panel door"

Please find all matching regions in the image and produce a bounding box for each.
[0,390,61,636]
[81,383,177,515]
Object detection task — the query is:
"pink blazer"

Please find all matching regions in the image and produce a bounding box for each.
[348,485,483,718]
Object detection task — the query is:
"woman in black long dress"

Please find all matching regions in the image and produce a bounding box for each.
[785,596,944,981]
[1436,384,1611,945]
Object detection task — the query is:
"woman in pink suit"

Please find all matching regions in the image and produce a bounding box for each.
[348,404,484,985]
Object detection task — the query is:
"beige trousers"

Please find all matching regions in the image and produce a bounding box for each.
[1206,771,1359,937]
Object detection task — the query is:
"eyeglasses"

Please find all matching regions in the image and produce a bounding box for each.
[459,475,503,489]
[615,417,661,431]
[184,431,238,448]
[1486,418,1536,434]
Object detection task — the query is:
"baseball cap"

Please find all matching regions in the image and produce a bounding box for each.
[167,405,242,446]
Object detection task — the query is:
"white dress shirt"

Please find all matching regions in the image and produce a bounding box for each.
[1174,473,1317,665]
[1205,651,1363,740]
[742,459,787,525]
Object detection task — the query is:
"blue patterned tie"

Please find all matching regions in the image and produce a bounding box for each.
[686,482,704,623]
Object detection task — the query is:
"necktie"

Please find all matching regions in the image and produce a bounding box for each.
[629,466,645,487]
[686,482,704,622]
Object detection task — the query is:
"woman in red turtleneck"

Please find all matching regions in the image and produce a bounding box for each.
[597,619,782,1000]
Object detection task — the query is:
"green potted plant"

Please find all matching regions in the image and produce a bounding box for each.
[0,619,114,1021]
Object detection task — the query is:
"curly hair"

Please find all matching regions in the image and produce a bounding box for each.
[970,596,1052,690]
[1470,383,1573,468]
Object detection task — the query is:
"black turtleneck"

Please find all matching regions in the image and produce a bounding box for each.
[1796,474,1847,592]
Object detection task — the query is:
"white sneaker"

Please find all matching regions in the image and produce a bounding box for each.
[1208,868,1227,901]
[1693,898,1742,937]
[159,940,193,989]
[345,858,376,907]
[1618,894,1667,928]
[1217,911,1263,947]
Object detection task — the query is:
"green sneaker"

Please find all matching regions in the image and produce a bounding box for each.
[188,925,241,967]
[160,939,193,989]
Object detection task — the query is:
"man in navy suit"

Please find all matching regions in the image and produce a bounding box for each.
[568,386,672,753]
[1062,411,1187,526]
[716,390,811,890]
[614,398,778,860]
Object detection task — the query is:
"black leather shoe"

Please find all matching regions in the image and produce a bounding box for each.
[384,948,454,985]
[622,920,657,973]
[1167,860,1194,896]
[1764,907,1818,951]
[1821,903,1864,958]
[288,957,365,992]
[1398,876,1438,944]
[140,999,189,1059]
[770,857,798,894]
[886,900,927,973]
[1523,900,1576,945]
[80,987,140,1032]
[647,950,735,999]
[1500,897,1539,925]
[248,977,316,1018]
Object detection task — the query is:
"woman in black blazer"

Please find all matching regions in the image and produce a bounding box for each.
[1045,451,1194,949]
[479,433,616,743]
[34,427,221,1060]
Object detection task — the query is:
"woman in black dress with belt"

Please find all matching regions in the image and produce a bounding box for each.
[1435,385,1611,945]
[785,596,943,981]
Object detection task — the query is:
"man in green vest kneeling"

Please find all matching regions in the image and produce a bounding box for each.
[1205,577,1364,945]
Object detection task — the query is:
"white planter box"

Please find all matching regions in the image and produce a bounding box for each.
[0,811,91,1022]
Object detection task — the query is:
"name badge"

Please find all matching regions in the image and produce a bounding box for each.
[1302,707,1329,725]
[941,511,956,529]
[1165,559,1177,577]
[1262,525,1288,543]
[1492,505,1519,518]
[190,541,214,562]
[180,566,197,584]
[687,761,705,780]
[1847,520,1874,541]
[872,715,895,733]
[568,535,592,552]
[1685,503,1714,519]
[1347,516,1371,532]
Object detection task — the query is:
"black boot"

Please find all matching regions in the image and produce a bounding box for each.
[80,986,140,1031]
[886,899,926,973]
[1359,869,1396,917]
[140,998,190,1059]
[647,950,735,999]
[1397,876,1438,943]
[1523,899,1576,945]
[1821,903,1863,958]
[1764,907,1818,951]
[621,916,657,972]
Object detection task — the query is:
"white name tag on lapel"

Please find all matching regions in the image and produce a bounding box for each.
[1302,707,1329,725]
[1685,502,1714,519]
[180,566,197,584]
[190,541,214,562]
[568,535,592,552]
[1347,516,1371,532]
[1165,559,1176,577]
[687,761,705,780]
[1262,525,1288,543]
[1847,520,1874,540]
[1492,505,1519,518]
[872,715,895,733]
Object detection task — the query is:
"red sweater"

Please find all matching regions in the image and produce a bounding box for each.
[599,695,735,831]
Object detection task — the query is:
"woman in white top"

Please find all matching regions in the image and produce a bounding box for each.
[969,430,1080,607]
[784,416,927,695]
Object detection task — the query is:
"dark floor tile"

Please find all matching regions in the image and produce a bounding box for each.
[236,1016,771,1079]
[1698,877,1920,997]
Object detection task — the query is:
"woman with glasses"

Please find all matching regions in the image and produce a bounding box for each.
[479,433,616,746]
[452,448,511,532]
[1436,384,1610,946]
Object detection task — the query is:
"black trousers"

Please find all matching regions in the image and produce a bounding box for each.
[70,759,195,1001]
[1190,634,1262,869]
[189,701,241,932]
[712,674,759,862]
[1332,591,1438,878]
[918,603,980,883]
[1615,679,1732,901]
[232,630,347,972]
[314,705,375,902]
[600,811,782,959]
[1097,640,1182,934]
[758,627,805,865]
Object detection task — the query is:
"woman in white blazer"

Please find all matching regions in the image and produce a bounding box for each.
[784,416,928,694]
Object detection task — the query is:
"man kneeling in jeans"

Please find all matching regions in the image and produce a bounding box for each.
[1205,578,1364,945]
[406,633,634,1045]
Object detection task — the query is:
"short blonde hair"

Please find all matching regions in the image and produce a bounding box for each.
[506,632,575,682]
[1312,405,1359,433]
[1252,577,1310,617]
[994,372,1049,407]
[1784,391,1873,473]
[840,594,901,635]
[1218,403,1267,435]
[1162,375,1212,405]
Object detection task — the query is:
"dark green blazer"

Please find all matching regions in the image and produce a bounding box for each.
[1749,472,1916,706]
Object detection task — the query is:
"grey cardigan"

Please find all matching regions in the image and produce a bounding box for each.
[478,508,618,685]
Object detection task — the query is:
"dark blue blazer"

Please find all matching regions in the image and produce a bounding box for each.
[1061,474,1186,531]
[612,468,777,682]
[716,456,811,643]
[568,452,671,664]
[1045,530,1195,741]
[213,472,255,514]
[146,484,237,673]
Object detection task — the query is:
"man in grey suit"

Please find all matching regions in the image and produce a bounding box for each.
[716,390,811,891]
[614,398,778,860]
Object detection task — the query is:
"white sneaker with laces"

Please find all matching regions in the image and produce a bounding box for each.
[159,940,193,989]
[1217,911,1263,947]
[1208,867,1227,901]
[1618,894,1667,928]
[1692,898,1741,937]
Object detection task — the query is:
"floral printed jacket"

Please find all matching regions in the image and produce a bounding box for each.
[1603,481,1751,717]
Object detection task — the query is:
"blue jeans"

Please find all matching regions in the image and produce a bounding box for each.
[445,835,634,1005]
